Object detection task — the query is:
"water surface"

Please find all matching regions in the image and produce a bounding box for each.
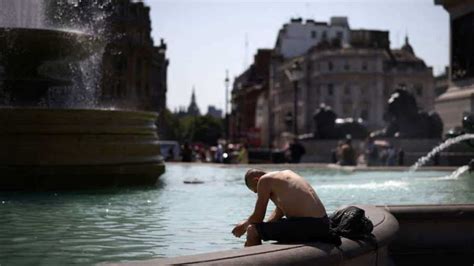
[1,163,473,264]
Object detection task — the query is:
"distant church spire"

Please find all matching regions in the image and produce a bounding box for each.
[191,87,196,104]
[187,86,201,116]
[402,34,415,55]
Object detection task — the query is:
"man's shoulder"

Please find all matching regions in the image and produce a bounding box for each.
[259,171,283,184]
[261,170,280,178]
[262,170,298,180]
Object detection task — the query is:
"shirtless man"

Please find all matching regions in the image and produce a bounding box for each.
[232,169,329,247]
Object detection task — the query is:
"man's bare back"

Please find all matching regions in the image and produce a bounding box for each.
[232,169,329,246]
[263,170,327,218]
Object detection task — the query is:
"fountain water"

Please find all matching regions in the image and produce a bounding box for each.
[409,133,474,172]
[441,165,470,179]
[0,0,164,189]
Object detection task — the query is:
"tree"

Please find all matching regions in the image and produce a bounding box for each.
[159,110,223,146]
[192,115,223,146]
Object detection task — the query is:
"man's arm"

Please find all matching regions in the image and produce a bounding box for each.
[266,206,284,222]
[232,177,272,238]
[247,177,272,224]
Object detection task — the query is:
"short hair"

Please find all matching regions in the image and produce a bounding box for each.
[244,168,266,187]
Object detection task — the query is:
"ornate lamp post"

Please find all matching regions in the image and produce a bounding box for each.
[285,61,303,136]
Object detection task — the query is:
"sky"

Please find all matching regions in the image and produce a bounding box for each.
[145,0,450,114]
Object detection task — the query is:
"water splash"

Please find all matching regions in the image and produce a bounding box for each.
[319,180,409,190]
[437,165,470,180]
[410,134,474,172]
[0,0,113,109]
[46,0,113,109]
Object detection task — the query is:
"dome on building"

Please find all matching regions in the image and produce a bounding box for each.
[401,35,415,55]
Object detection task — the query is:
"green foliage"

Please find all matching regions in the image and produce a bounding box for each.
[160,108,183,141]
[160,109,223,146]
[192,115,224,146]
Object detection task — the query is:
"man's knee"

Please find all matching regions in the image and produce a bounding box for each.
[247,224,259,239]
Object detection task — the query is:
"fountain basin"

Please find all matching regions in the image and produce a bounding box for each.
[112,205,398,266]
[0,28,103,105]
[0,108,164,190]
[0,28,101,68]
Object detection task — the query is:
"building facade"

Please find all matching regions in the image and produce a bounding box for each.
[270,29,435,147]
[206,106,223,119]
[230,49,272,147]
[232,17,436,148]
[101,0,168,112]
[274,17,351,59]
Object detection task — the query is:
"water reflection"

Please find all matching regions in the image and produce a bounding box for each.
[0,186,170,264]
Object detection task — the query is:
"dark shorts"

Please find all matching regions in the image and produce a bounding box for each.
[255,216,330,243]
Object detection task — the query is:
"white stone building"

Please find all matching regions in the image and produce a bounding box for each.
[269,30,435,147]
[274,17,351,59]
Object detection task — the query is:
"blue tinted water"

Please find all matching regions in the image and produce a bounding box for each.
[1,163,473,264]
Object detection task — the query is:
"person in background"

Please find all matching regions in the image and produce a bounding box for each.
[331,140,344,164]
[238,144,249,164]
[386,144,397,166]
[288,139,306,163]
[339,138,356,166]
[365,137,379,166]
[166,147,174,162]
[181,142,193,162]
[398,148,405,166]
[215,144,224,163]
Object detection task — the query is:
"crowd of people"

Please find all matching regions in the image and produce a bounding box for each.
[331,136,405,166]
[165,141,250,164]
[165,136,408,167]
[164,138,307,165]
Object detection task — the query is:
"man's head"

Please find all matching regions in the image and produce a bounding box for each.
[244,168,266,193]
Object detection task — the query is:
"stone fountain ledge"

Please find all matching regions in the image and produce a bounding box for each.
[108,205,399,266]
[384,204,474,266]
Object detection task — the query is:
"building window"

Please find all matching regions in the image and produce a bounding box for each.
[322,31,327,40]
[120,83,126,97]
[311,30,317,39]
[344,85,350,95]
[328,61,333,71]
[337,31,343,40]
[362,62,368,71]
[415,84,423,96]
[342,102,352,116]
[136,81,142,96]
[361,101,370,120]
[384,86,390,97]
[136,58,142,77]
[344,61,350,71]
[328,84,334,96]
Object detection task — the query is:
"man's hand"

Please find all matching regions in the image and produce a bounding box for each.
[231,220,248,238]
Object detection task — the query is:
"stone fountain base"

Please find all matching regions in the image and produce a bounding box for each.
[0,108,164,190]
